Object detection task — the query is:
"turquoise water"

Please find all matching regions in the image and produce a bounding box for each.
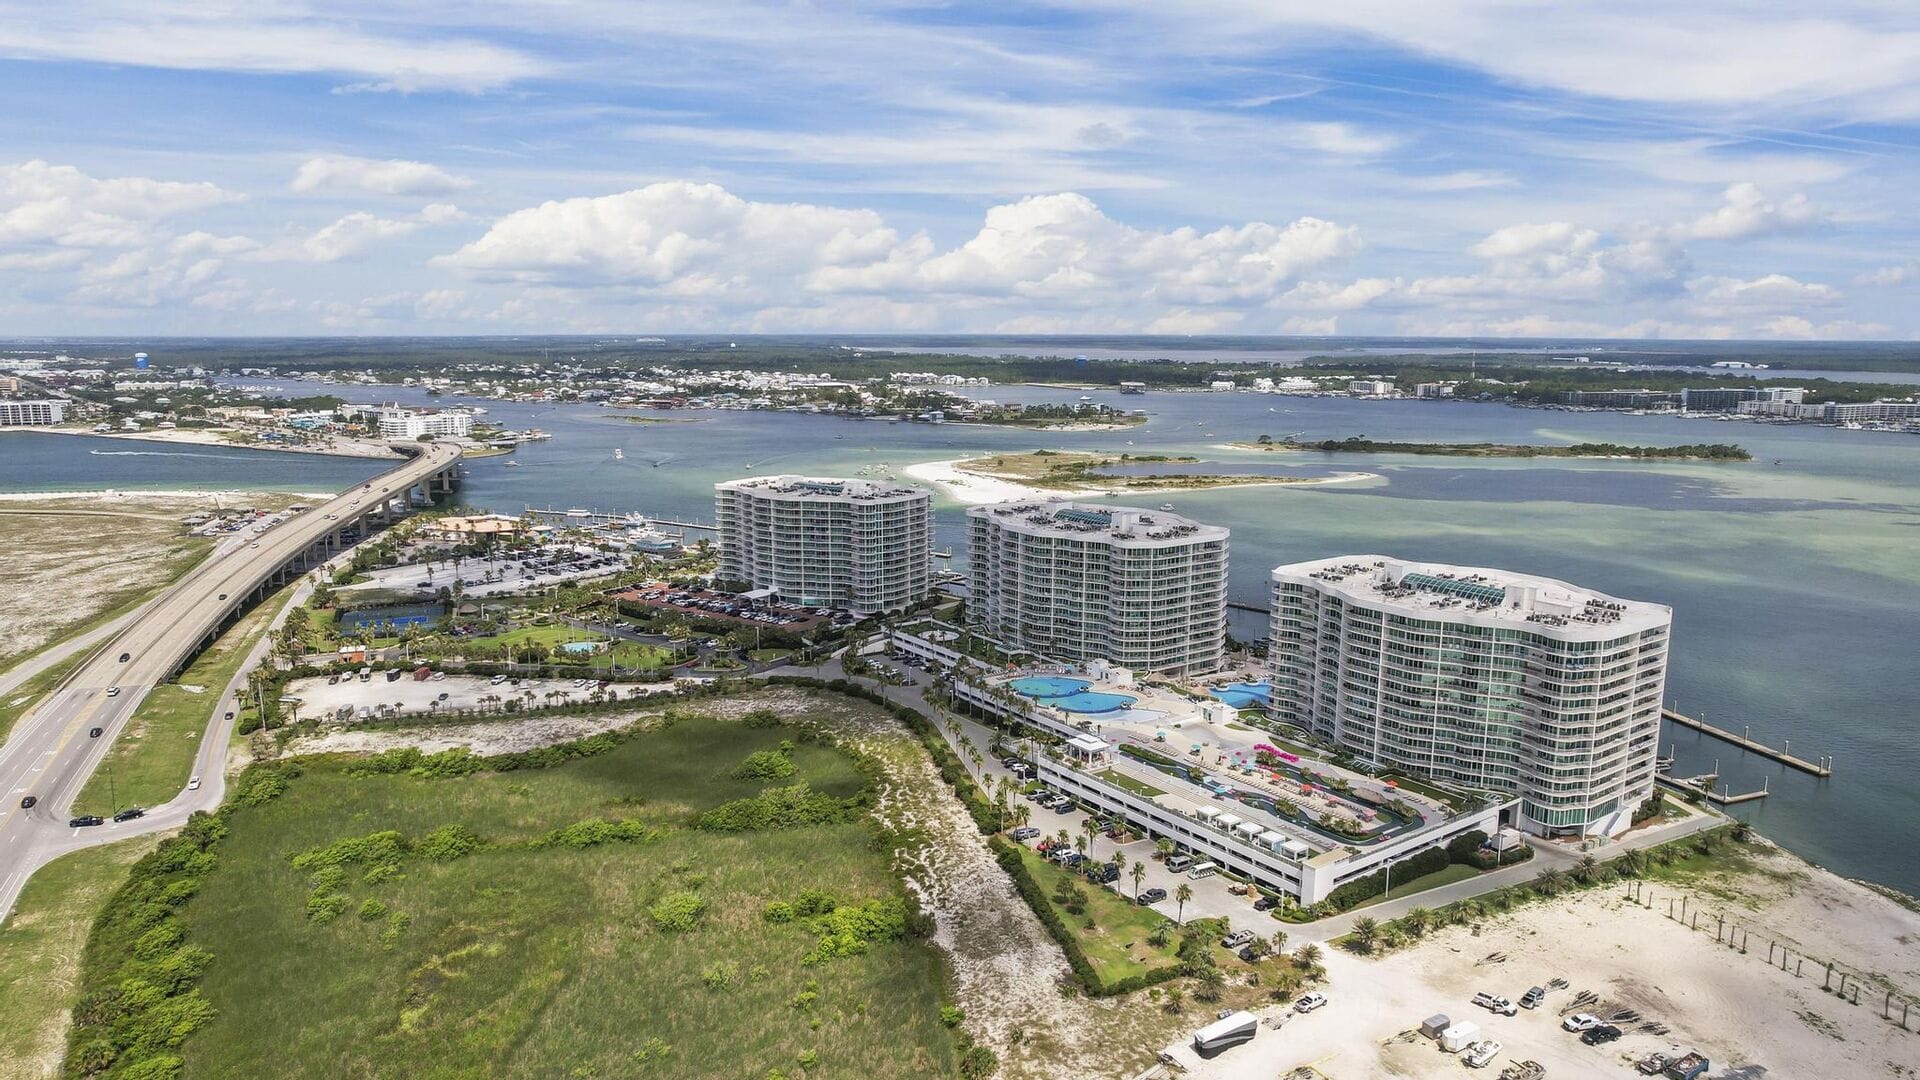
[1007,677,1136,713]
[10,377,1920,896]
[1210,682,1270,709]
[560,641,602,654]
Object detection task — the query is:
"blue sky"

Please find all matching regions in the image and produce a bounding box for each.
[0,1,1916,338]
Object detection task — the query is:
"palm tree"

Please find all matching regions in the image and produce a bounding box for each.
[1175,883,1193,925]
[1404,907,1434,938]
[1572,855,1602,885]
[1130,862,1147,900]
[1294,943,1323,980]
[1617,847,1647,878]
[1535,866,1569,896]
[1351,916,1379,953]
[1269,930,1288,955]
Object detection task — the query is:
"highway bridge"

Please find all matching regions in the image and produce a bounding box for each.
[0,442,462,922]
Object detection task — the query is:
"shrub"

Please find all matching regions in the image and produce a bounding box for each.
[801,897,909,965]
[417,823,485,861]
[306,893,349,925]
[733,748,796,781]
[695,783,856,832]
[1446,830,1488,865]
[940,1005,964,1028]
[358,899,389,921]
[647,891,708,932]
[290,830,409,871]
[701,960,740,990]
[532,818,659,849]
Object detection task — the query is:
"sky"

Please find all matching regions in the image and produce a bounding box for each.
[1,2,1918,339]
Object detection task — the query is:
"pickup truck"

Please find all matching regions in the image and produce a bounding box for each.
[1220,930,1256,949]
[1472,992,1518,1016]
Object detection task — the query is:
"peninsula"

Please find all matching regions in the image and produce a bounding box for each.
[905,450,1374,504]
[1233,437,1753,460]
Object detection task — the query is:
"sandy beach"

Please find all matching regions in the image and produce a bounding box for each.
[903,455,1379,505]
[36,425,402,460]
[1177,839,1920,1080]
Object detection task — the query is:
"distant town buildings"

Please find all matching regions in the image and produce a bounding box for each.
[966,500,1228,675]
[0,399,67,426]
[714,475,933,615]
[1268,556,1672,838]
[1348,378,1396,397]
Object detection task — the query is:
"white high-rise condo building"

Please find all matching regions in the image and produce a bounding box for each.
[375,407,472,440]
[0,399,67,426]
[1268,556,1671,838]
[967,501,1228,675]
[714,476,932,615]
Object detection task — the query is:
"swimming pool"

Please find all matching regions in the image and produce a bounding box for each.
[1209,681,1270,709]
[559,640,604,654]
[1008,676,1138,714]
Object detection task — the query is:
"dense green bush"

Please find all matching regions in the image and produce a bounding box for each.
[1446,830,1489,864]
[1323,843,1451,911]
[647,891,709,932]
[801,897,909,965]
[733,747,796,780]
[696,782,858,832]
[531,818,660,849]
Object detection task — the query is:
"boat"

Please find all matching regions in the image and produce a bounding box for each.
[1192,1011,1259,1053]
[1160,503,1175,511]
[503,461,521,468]
[613,448,624,460]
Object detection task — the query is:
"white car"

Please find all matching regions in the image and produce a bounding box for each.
[1464,1039,1503,1068]
[105,686,121,697]
[1294,992,1328,1013]
[187,776,201,791]
[1562,1013,1601,1032]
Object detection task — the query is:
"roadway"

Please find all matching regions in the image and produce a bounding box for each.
[0,442,459,923]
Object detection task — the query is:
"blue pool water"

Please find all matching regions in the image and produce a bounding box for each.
[1009,676,1091,697]
[1210,681,1270,709]
[1007,676,1137,713]
[559,641,603,654]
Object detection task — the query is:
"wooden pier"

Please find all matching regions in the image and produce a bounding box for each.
[1657,773,1770,805]
[1226,601,1268,615]
[1662,708,1832,777]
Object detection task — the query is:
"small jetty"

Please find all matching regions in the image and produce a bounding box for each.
[1657,770,1770,805]
[1226,600,1268,615]
[1662,708,1832,777]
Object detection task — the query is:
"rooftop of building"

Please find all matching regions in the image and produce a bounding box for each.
[1273,555,1670,635]
[716,474,930,502]
[968,499,1228,544]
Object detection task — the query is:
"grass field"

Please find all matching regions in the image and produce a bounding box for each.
[1098,769,1166,798]
[0,653,86,743]
[1012,846,1184,986]
[72,586,294,816]
[0,838,156,1080]
[171,706,959,1078]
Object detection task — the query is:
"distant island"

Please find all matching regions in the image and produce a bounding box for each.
[1234,436,1752,461]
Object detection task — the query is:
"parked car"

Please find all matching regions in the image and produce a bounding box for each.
[1221,929,1256,949]
[1237,945,1261,963]
[113,807,146,822]
[1581,1025,1623,1046]
[69,816,104,827]
[1562,1013,1601,1033]
[1137,887,1167,906]
[1294,992,1329,1013]
[1520,986,1545,1010]
[1473,991,1518,1016]
[1252,894,1279,911]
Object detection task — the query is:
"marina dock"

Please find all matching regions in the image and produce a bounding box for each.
[1662,708,1833,777]
[1657,773,1771,805]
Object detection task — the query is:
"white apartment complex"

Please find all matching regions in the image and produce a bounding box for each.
[0,399,67,426]
[1268,556,1671,838]
[713,475,932,615]
[374,407,473,440]
[966,501,1228,675]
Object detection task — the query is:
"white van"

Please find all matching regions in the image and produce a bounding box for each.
[1165,853,1195,873]
[1186,862,1219,880]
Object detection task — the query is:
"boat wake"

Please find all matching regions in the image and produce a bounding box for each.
[88,449,230,458]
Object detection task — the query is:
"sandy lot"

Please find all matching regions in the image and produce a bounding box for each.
[283,672,681,725]
[1181,840,1920,1079]
[0,494,233,667]
[33,425,401,460]
[902,456,1377,506]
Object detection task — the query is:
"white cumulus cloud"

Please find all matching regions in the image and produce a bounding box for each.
[291,155,473,197]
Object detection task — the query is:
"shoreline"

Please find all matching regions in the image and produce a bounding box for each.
[25,425,403,460]
[903,455,1379,505]
[0,488,337,504]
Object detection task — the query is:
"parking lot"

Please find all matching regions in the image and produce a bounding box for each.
[340,546,630,599]
[285,671,680,722]
[608,584,833,632]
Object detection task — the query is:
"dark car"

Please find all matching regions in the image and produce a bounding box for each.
[1582,1025,1624,1046]
[1253,895,1279,912]
[118,652,130,663]
[112,808,146,822]
[1086,862,1120,884]
[19,795,36,809]
[1137,887,1168,905]
[1237,945,1261,963]
[89,726,103,738]
[69,815,105,827]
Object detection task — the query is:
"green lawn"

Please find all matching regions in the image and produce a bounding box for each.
[169,706,958,1079]
[1099,769,1167,798]
[73,586,294,816]
[0,838,157,1080]
[1013,846,1185,985]
[1352,862,1483,908]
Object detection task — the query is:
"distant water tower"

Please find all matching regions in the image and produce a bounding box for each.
[134,352,150,370]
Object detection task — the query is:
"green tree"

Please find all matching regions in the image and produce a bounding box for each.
[1175,883,1193,925]
[1351,916,1379,954]
[1130,861,1147,900]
